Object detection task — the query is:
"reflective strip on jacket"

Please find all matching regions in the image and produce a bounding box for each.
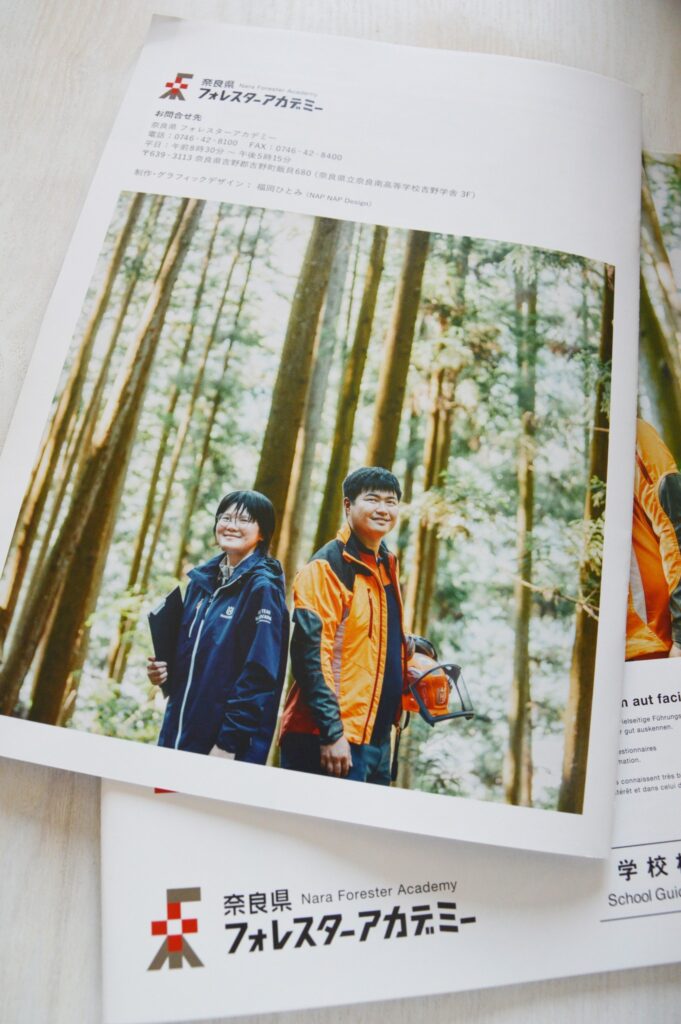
[280,523,407,746]
[626,419,681,660]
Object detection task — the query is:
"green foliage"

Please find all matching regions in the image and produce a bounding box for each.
[75,682,162,743]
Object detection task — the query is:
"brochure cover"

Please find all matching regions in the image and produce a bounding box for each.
[101,154,681,1023]
[100,667,681,1023]
[0,17,642,856]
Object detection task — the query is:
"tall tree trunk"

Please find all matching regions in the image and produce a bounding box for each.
[75,195,167,463]
[278,220,354,589]
[123,207,223,591]
[21,197,168,717]
[641,172,681,324]
[173,208,263,577]
[0,193,145,651]
[416,376,455,636]
[106,204,228,680]
[639,272,681,463]
[558,265,614,814]
[403,236,471,634]
[0,198,203,716]
[365,230,430,469]
[520,708,533,806]
[314,225,388,550]
[578,267,594,474]
[340,225,364,366]
[403,365,456,635]
[396,388,422,566]
[254,217,342,550]
[403,363,443,631]
[33,196,167,575]
[504,258,538,807]
[28,419,133,723]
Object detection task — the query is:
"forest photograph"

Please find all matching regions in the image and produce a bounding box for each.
[627,154,681,664]
[0,191,615,815]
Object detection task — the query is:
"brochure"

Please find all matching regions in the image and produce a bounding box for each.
[0,17,642,856]
[102,664,681,1022]
[101,153,681,1023]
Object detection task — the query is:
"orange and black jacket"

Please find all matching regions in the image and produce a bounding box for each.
[626,419,681,660]
[280,523,407,745]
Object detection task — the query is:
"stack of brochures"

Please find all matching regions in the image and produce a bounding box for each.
[0,17,679,1022]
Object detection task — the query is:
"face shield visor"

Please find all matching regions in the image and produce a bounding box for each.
[403,652,475,727]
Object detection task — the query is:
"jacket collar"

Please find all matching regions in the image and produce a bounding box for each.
[336,522,392,566]
[188,549,267,594]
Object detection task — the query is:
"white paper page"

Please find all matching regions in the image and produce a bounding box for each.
[100,661,681,1024]
[0,17,641,856]
[101,146,681,1024]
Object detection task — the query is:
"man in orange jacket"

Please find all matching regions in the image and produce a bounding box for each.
[280,467,409,784]
[626,419,681,661]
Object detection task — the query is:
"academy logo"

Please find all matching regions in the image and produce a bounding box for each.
[160,72,194,100]
[148,887,203,970]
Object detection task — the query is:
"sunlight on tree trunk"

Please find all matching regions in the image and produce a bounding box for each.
[33,196,167,578]
[279,220,354,592]
[0,199,203,717]
[366,230,430,469]
[504,256,538,807]
[558,264,614,814]
[0,193,144,653]
[314,225,388,550]
[255,217,342,551]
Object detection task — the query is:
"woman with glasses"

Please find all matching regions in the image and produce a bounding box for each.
[147,490,289,765]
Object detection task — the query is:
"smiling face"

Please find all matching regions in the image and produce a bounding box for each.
[344,489,400,552]
[215,504,263,566]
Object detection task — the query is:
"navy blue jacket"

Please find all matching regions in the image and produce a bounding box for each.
[158,550,289,762]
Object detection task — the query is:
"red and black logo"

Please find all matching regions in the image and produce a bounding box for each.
[148,887,203,970]
[160,72,194,100]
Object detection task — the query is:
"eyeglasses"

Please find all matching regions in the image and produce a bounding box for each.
[218,513,255,526]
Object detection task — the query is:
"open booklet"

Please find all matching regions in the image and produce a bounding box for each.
[0,17,642,856]
[100,152,681,1023]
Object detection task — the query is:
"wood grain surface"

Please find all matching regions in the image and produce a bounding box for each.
[0,2,679,1021]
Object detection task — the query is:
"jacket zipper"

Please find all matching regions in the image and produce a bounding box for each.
[367,592,374,639]
[356,573,382,741]
[188,598,204,638]
[361,577,384,744]
[342,548,397,745]
[173,578,235,749]
[174,618,205,748]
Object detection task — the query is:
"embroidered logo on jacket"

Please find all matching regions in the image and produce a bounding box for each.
[255,608,272,624]
[220,606,236,620]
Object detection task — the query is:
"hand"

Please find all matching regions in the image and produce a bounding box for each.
[147,657,168,685]
[669,643,681,659]
[210,746,236,760]
[320,735,352,777]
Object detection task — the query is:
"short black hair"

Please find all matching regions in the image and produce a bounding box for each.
[342,467,402,503]
[214,490,275,553]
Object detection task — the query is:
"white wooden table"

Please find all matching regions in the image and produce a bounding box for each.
[1,2,680,1021]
